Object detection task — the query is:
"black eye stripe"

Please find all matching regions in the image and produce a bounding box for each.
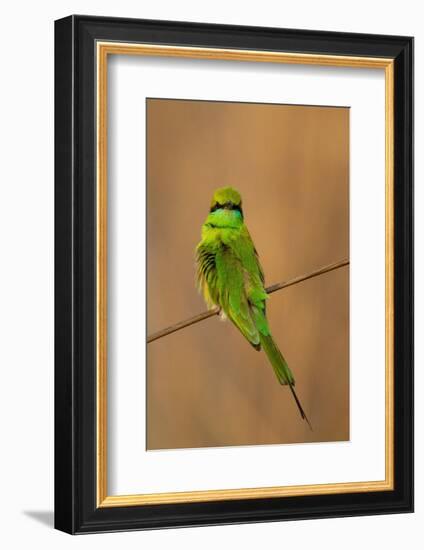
[210,202,243,215]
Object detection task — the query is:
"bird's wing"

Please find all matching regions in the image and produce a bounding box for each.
[215,241,262,349]
[196,244,218,309]
[196,226,268,348]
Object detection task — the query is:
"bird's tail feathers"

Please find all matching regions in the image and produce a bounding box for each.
[259,333,312,430]
[288,384,313,431]
[259,333,294,385]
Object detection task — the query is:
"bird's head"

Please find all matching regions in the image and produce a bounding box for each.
[210,187,243,217]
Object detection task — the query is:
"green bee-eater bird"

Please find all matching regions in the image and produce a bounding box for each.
[196,186,311,428]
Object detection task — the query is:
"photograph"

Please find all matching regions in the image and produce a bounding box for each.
[146,98,350,450]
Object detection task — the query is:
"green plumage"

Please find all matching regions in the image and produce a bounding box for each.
[196,186,310,427]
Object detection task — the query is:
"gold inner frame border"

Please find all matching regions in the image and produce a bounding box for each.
[96,41,394,508]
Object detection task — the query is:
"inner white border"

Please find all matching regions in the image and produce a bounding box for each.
[107,55,386,496]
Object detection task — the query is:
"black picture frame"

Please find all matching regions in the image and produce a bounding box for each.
[55,15,413,534]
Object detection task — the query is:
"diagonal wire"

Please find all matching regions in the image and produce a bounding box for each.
[147,258,349,344]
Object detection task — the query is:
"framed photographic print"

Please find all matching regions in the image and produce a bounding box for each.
[54,15,414,534]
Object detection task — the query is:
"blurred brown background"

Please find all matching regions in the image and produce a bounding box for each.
[146,99,349,449]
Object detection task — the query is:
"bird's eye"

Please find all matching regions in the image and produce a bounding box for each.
[210,202,224,213]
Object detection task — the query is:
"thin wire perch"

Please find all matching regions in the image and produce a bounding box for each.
[147,258,349,344]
